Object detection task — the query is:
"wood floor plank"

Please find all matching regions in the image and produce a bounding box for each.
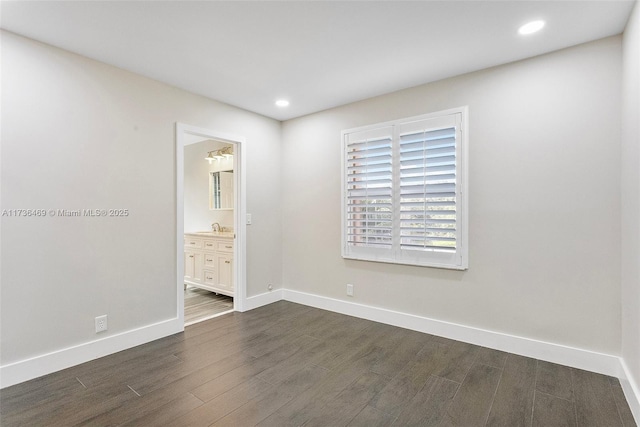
[190,334,317,402]
[370,328,430,378]
[429,337,481,383]
[77,353,182,389]
[2,384,136,427]
[609,379,638,427]
[256,339,330,386]
[298,315,374,363]
[76,352,255,426]
[0,332,185,411]
[128,347,256,397]
[311,328,384,370]
[475,347,509,369]
[572,368,624,427]
[184,286,233,325]
[440,363,503,427]
[297,311,357,339]
[0,376,84,416]
[536,360,574,401]
[370,340,455,416]
[174,331,271,369]
[171,377,273,426]
[532,391,577,427]
[211,364,330,427]
[176,310,302,360]
[62,389,138,426]
[285,307,347,334]
[302,371,390,427]
[347,405,396,427]
[181,312,240,339]
[485,354,537,427]
[119,392,203,426]
[242,327,311,359]
[189,356,281,403]
[1,354,165,425]
[256,345,384,427]
[391,374,459,426]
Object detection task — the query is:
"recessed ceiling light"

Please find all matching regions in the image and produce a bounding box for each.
[518,20,545,35]
[275,99,290,107]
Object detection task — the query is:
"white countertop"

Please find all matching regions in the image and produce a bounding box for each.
[185,231,234,239]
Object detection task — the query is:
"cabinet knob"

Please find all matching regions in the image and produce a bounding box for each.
[189,255,194,258]
[225,260,231,264]
[225,246,232,249]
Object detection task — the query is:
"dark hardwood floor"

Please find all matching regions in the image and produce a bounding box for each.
[0,301,636,426]
[184,286,233,326]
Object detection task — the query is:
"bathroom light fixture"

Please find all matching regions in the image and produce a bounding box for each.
[519,20,545,35]
[275,99,290,107]
[205,151,216,164]
[221,146,233,158]
[205,146,233,163]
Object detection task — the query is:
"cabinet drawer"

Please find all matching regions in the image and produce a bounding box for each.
[217,241,234,252]
[203,239,216,251]
[204,253,215,268]
[184,238,203,249]
[203,269,216,286]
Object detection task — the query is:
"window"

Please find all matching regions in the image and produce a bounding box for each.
[342,107,468,270]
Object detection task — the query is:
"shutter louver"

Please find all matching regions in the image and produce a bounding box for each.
[345,131,393,249]
[399,127,457,252]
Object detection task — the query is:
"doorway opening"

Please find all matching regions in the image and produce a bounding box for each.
[176,124,246,327]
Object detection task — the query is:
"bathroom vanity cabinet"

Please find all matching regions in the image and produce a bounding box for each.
[184,232,234,297]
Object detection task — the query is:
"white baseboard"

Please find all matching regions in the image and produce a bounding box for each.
[620,358,640,424]
[243,289,283,311]
[0,317,183,389]
[282,289,621,377]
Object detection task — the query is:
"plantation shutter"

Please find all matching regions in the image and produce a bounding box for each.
[342,109,467,269]
[399,126,457,251]
[397,114,462,266]
[344,127,394,259]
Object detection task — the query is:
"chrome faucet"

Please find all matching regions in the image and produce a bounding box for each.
[211,222,221,232]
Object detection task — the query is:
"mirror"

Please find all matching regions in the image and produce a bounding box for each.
[210,170,234,210]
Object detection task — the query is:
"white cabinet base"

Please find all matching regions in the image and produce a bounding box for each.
[184,233,234,298]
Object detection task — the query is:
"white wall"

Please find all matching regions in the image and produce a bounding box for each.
[184,140,234,233]
[0,31,282,367]
[282,37,622,355]
[621,0,640,416]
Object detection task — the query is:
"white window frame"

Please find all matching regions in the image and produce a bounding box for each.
[341,106,468,270]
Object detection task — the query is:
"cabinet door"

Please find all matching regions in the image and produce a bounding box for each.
[215,254,233,291]
[184,250,203,283]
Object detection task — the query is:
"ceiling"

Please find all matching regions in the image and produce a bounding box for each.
[1,1,635,121]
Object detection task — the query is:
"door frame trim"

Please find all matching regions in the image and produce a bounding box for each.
[176,123,247,326]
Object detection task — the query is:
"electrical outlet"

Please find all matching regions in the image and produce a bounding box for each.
[246,213,252,225]
[346,284,354,297]
[95,315,108,333]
